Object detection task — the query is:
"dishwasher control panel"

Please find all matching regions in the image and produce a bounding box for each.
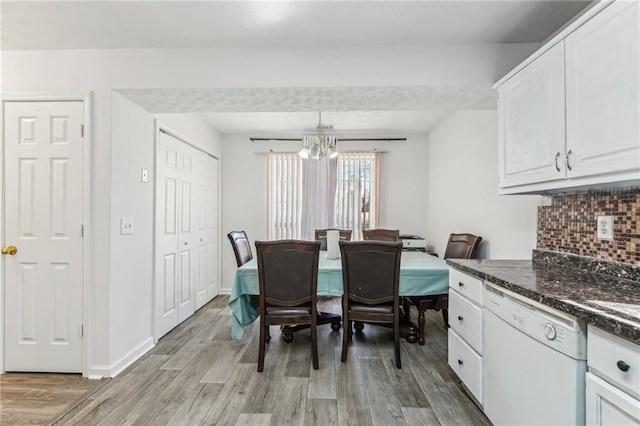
[484,283,587,360]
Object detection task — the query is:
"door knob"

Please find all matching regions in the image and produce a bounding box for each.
[2,246,17,255]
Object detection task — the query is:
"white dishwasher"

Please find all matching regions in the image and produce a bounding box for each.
[483,282,587,425]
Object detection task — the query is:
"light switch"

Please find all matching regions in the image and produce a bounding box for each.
[141,168,149,183]
[121,217,134,235]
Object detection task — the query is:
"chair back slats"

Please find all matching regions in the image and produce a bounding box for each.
[362,229,400,242]
[443,233,483,259]
[228,231,253,267]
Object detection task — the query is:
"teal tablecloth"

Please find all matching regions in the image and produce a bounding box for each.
[229,251,449,339]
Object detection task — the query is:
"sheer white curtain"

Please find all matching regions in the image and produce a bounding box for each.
[300,157,337,240]
[267,154,302,239]
[334,152,378,240]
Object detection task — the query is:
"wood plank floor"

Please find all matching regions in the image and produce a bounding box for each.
[14,295,490,425]
[0,372,108,425]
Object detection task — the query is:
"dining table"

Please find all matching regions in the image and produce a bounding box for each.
[229,250,450,342]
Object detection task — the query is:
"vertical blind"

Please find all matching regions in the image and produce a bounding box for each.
[334,152,378,240]
[268,152,378,241]
[268,153,302,239]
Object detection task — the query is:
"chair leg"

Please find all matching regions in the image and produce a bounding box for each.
[258,319,266,372]
[341,318,350,363]
[401,297,411,321]
[418,306,426,346]
[394,319,401,369]
[442,309,449,328]
[311,322,319,370]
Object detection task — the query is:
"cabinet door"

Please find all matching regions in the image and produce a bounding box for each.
[565,1,640,178]
[586,373,640,426]
[498,42,566,188]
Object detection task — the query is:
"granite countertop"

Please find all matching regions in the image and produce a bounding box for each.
[446,255,640,345]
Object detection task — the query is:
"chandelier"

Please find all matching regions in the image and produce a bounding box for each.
[298,112,338,160]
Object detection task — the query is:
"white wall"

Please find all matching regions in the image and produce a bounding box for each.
[220,134,430,293]
[153,113,222,159]
[425,111,541,259]
[378,135,429,235]
[109,93,156,375]
[109,99,223,376]
[0,44,537,374]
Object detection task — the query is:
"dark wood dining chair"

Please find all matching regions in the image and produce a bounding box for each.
[362,229,400,242]
[404,233,482,345]
[339,240,403,368]
[227,230,253,267]
[255,240,321,372]
[229,230,273,343]
[314,229,352,250]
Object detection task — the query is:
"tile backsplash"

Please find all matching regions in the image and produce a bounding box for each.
[537,187,639,265]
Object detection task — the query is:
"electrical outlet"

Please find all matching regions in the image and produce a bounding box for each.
[597,216,613,240]
[141,168,149,183]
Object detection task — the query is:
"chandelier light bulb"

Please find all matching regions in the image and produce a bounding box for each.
[298,112,338,160]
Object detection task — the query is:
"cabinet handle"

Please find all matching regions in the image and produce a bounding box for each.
[458,359,463,365]
[458,282,464,287]
[566,150,573,171]
[617,360,630,372]
[458,315,464,321]
[554,152,561,172]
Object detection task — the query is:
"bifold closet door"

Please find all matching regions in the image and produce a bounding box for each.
[195,154,220,310]
[156,131,182,337]
[176,143,197,324]
[156,131,219,338]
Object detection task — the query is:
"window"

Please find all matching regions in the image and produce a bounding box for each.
[267,153,302,239]
[334,152,378,239]
[267,152,378,240]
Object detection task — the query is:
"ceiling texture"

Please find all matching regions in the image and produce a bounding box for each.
[1,1,593,135]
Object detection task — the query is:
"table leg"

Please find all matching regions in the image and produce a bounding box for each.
[280,312,341,343]
[352,319,418,343]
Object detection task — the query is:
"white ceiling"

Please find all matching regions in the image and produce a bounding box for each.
[1,0,593,135]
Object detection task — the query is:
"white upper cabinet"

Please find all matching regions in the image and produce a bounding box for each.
[497,42,566,188]
[495,0,639,194]
[565,1,640,179]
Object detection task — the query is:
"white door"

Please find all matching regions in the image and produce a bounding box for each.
[176,144,196,323]
[207,156,220,301]
[3,101,84,372]
[156,131,218,337]
[497,41,566,188]
[194,153,209,309]
[565,0,640,178]
[195,154,219,309]
[155,131,180,337]
[156,131,197,334]
[586,373,640,426]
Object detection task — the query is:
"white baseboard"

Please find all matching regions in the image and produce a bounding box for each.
[108,337,155,378]
[86,366,110,379]
[220,288,231,295]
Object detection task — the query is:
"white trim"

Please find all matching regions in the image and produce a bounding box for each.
[108,337,155,378]
[0,92,92,377]
[157,125,220,160]
[86,366,110,380]
[493,0,615,89]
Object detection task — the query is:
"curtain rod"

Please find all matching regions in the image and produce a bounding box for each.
[253,150,388,156]
[249,137,406,143]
